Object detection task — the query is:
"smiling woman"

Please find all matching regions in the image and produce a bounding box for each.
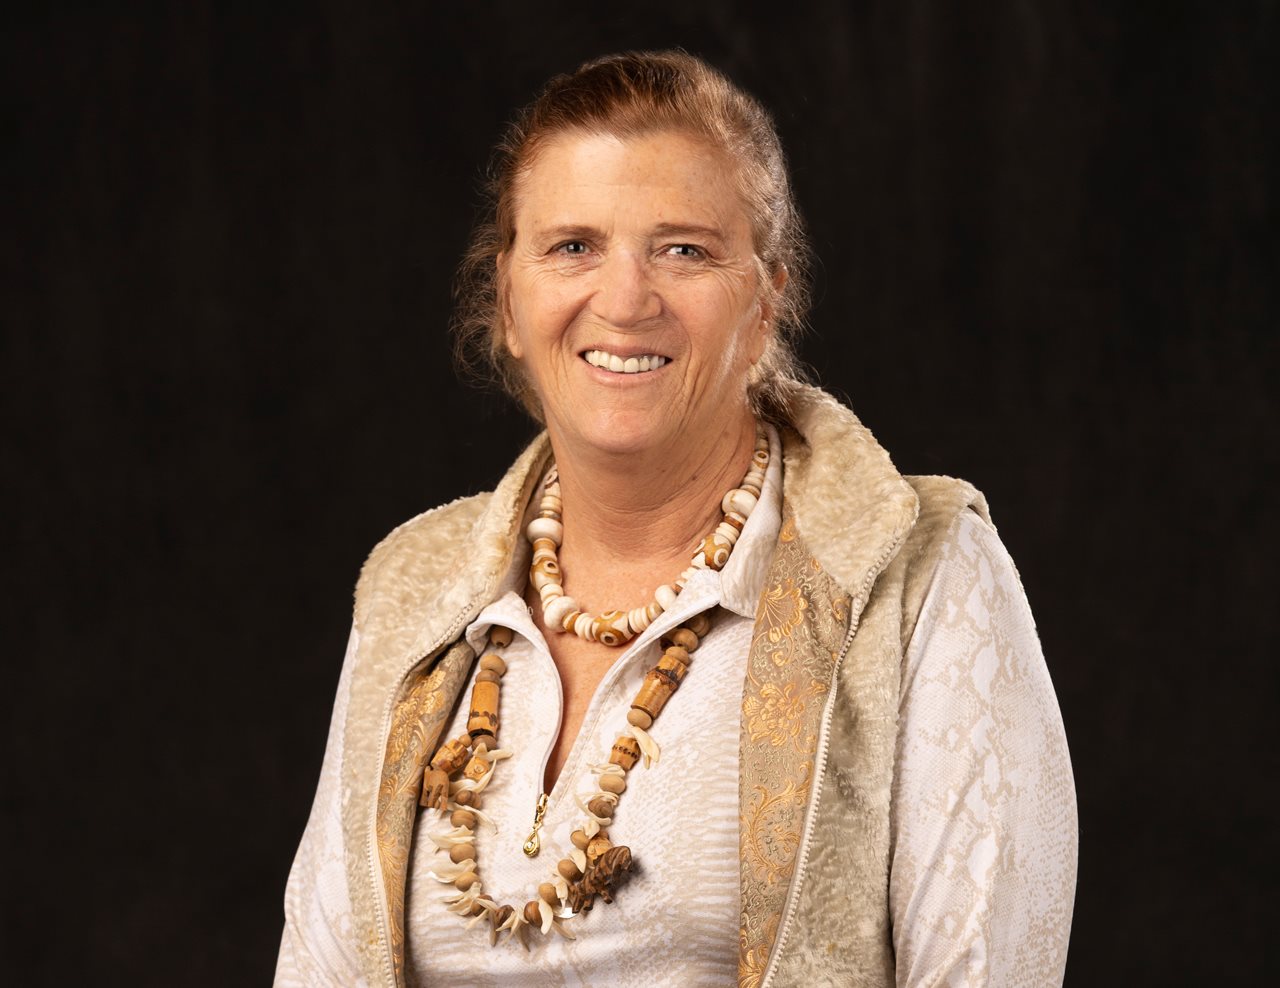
[275,51,1077,988]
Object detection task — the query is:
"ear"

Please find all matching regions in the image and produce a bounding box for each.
[496,251,523,360]
[749,264,788,364]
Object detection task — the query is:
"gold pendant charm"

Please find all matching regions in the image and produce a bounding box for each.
[523,792,549,857]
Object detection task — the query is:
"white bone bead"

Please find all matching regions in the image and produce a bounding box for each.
[531,569,558,591]
[654,584,679,609]
[723,489,758,517]
[692,553,709,569]
[526,517,563,545]
[539,583,564,603]
[627,606,652,633]
[715,522,741,544]
[544,596,578,628]
[573,613,596,640]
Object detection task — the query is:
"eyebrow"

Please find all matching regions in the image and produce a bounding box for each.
[529,222,730,244]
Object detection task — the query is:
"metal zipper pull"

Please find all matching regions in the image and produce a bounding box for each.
[522,792,549,857]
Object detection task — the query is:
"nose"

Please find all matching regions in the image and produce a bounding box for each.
[589,249,661,328]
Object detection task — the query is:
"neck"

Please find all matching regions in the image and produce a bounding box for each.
[544,412,758,610]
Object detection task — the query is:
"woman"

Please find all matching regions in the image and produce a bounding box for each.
[276,51,1077,987]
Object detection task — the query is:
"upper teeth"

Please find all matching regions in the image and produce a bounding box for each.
[584,350,668,374]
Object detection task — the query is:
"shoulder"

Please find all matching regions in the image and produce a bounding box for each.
[353,493,494,628]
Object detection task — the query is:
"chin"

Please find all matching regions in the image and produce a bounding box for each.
[559,407,676,459]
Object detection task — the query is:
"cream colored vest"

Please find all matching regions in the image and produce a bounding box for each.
[335,387,986,987]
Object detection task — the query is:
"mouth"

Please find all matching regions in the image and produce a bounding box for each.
[581,348,670,375]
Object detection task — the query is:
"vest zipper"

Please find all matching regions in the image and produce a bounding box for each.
[758,531,911,988]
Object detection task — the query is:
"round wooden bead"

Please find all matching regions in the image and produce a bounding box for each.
[450,843,476,863]
[600,774,626,795]
[685,613,711,637]
[523,901,542,925]
[526,517,563,545]
[558,857,583,881]
[470,733,495,753]
[476,669,501,685]
[489,625,513,648]
[451,809,476,829]
[494,904,514,928]
[479,654,507,676]
[669,628,699,652]
[469,895,494,916]
[663,645,690,666]
[543,596,578,629]
[455,872,476,891]
[570,829,590,850]
[539,882,559,904]
[627,708,653,729]
[588,796,615,819]
[455,789,475,806]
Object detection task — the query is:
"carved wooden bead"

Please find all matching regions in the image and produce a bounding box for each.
[468,680,500,738]
[450,843,475,863]
[609,734,641,770]
[571,829,590,850]
[489,625,513,648]
[523,901,542,925]
[455,872,476,891]
[600,774,626,795]
[588,796,615,819]
[419,768,450,810]
[526,517,563,545]
[479,653,507,676]
[539,882,559,904]
[587,834,612,860]
[463,752,490,784]
[627,708,653,729]
[451,809,477,829]
[543,596,578,629]
[558,857,583,881]
[430,735,471,774]
[475,669,501,685]
[596,610,631,647]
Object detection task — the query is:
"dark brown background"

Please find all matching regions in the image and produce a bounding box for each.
[3,3,1276,984]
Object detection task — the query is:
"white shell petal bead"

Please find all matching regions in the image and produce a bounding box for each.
[526,517,563,546]
[543,596,578,629]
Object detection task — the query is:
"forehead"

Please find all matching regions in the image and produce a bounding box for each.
[512,129,752,236]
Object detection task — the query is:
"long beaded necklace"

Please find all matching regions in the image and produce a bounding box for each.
[418,425,770,948]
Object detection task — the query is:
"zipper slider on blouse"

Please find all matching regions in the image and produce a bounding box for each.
[523,792,549,857]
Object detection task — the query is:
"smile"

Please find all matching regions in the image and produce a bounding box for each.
[582,349,669,374]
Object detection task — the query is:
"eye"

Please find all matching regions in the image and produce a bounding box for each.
[554,240,590,256]
[665,244,704,258]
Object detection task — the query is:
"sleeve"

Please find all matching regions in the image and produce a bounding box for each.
[889,510,1078,988]
[274,625,370,988]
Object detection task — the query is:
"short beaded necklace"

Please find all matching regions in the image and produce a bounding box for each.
[417,424,769,948]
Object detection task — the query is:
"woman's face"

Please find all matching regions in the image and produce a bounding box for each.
[502,129,770,461]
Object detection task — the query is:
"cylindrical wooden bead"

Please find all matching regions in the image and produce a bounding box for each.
[539,882,559,904]
[468,680,500,738]
[489,625,513,648]
[558,857,582,881]
[479,653,507,676]
[571,829,590,850]
[475,668,501,685]
[523,901,542,925]
[600,774,626,795]
[455,872,476,891]
[656,652,688,684]
[609,735,641,770]
[586,834,612,860]
[451,809,477,829]
[632,669,676,720]
[627,708,653,730]
[450,843,475,863]
[430,735,471,775]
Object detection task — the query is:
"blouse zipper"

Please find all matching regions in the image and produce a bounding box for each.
[523,791,550,856]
